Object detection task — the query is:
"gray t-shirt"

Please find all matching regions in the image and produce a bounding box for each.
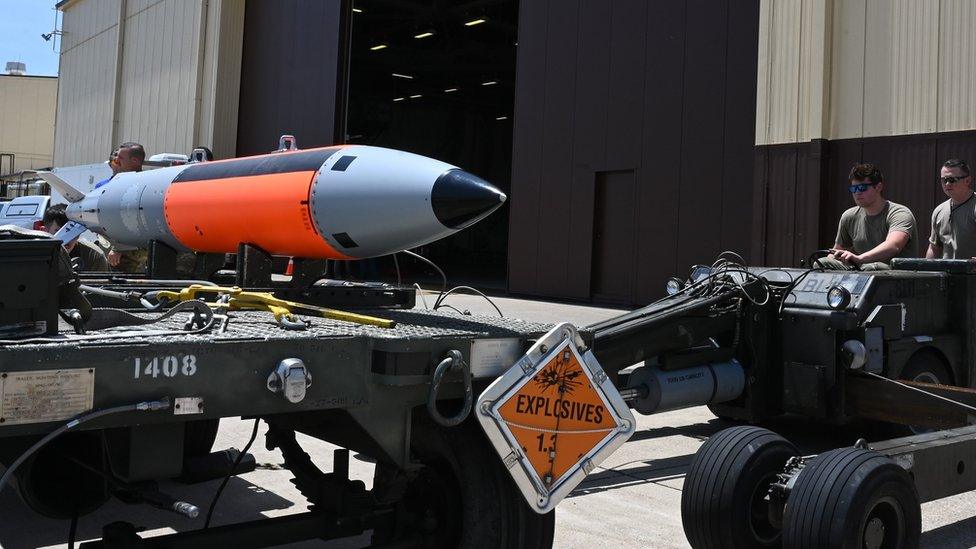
[835,200,918,261]
[929,194,976,259]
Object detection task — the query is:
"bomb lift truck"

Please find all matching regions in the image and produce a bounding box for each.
[585,252,976,549]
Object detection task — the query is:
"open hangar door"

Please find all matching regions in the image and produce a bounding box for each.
[345,0,518,288]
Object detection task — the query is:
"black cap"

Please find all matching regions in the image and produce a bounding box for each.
[431,169,506,229]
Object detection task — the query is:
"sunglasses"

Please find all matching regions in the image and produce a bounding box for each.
[848,182,878,193]
[941,175,969,185]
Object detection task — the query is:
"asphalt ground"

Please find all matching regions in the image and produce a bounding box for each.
[2,291,976,548]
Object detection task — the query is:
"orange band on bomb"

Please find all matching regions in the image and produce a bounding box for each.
[164,171,351,259]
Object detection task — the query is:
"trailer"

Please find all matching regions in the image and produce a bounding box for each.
[0,233,634,548]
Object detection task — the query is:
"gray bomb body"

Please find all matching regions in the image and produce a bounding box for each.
[48,145,506,260]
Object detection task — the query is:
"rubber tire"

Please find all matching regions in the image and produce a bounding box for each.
[782,447,920,549]
[898,351,952,386]
[374,415,554,549]
[183,418,220,458]
[681,426,798,549]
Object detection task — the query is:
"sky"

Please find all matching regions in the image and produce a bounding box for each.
[0,1,61,76]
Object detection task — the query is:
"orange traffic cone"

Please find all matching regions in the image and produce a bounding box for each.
[285,257,294,276]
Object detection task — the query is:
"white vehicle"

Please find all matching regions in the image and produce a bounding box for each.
[0,195,50,230]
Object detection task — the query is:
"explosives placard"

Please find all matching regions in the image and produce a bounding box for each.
[477,323,635,513]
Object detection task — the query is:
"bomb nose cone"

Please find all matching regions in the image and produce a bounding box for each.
[431,169,507,230]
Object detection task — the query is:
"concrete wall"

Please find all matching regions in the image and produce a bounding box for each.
[0,75,58,174]
[756,0,976,145]
[54,0,245,167]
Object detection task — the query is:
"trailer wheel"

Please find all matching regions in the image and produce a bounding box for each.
[782,447,920,549]
[681,426,798,549]
[373,415,554,548]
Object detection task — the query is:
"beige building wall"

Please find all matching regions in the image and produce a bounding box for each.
[0,75,58,174]
[756,0,976,145]
[54,0,245,167]
[53,0,122,166]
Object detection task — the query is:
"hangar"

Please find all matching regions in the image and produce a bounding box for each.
[53,0,976,305]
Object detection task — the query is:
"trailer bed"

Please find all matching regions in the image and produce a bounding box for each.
[0,308,554,437]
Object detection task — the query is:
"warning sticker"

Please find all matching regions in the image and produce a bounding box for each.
[497,345,618,488]
[0,369,95,426]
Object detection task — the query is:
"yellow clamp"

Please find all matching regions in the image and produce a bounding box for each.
[155,285,396,329]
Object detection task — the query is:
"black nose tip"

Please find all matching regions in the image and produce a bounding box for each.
[431,169,507,229]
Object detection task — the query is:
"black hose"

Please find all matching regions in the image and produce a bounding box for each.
[204,418,260,528]
[0,398,171,497]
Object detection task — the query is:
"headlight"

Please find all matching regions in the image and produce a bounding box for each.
[690,265,711,283]
[826,286,851,309]
[665,277,684,295]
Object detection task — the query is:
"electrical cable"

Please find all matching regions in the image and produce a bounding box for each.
[204,418,260,529]
[392,253,402,286]
[68,507,79,549]
[433,285,504,317]
[401,250,447,299]
[414,283,430,309]
[437,304,470,316]
[0,398,171,497]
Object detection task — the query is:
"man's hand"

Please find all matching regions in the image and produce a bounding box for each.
[830,248,862,267]
[107,250,122,267]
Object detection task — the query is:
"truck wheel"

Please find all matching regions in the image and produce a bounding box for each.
[782,447,920,549]
[681,426,798,548]
[898,351,951,386]
[895,351,952,435]
[374,416,554,548]
[183,418,220,458]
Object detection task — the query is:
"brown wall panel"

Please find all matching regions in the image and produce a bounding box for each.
[721,1,761,258]
[237,0,343,156]
[591,170,637,303]
[636,1,685,303]
[761,147,798,266]
[509,0,760,304]
[604,0,648,169]
[507,0,550,295]
[534,1,581,298]
[565,0,612,298]
[675,0,730,273]
[793,140,825,263]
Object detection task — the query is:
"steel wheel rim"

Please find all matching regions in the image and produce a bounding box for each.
[748,471,782,544]
[860,496,905,549]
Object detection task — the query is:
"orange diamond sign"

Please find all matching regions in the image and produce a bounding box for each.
[477,323,635,513]
[498,347,618,486]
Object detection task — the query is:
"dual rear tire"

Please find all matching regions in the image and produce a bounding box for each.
[682,427,921,549]
[782,447,920,549]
